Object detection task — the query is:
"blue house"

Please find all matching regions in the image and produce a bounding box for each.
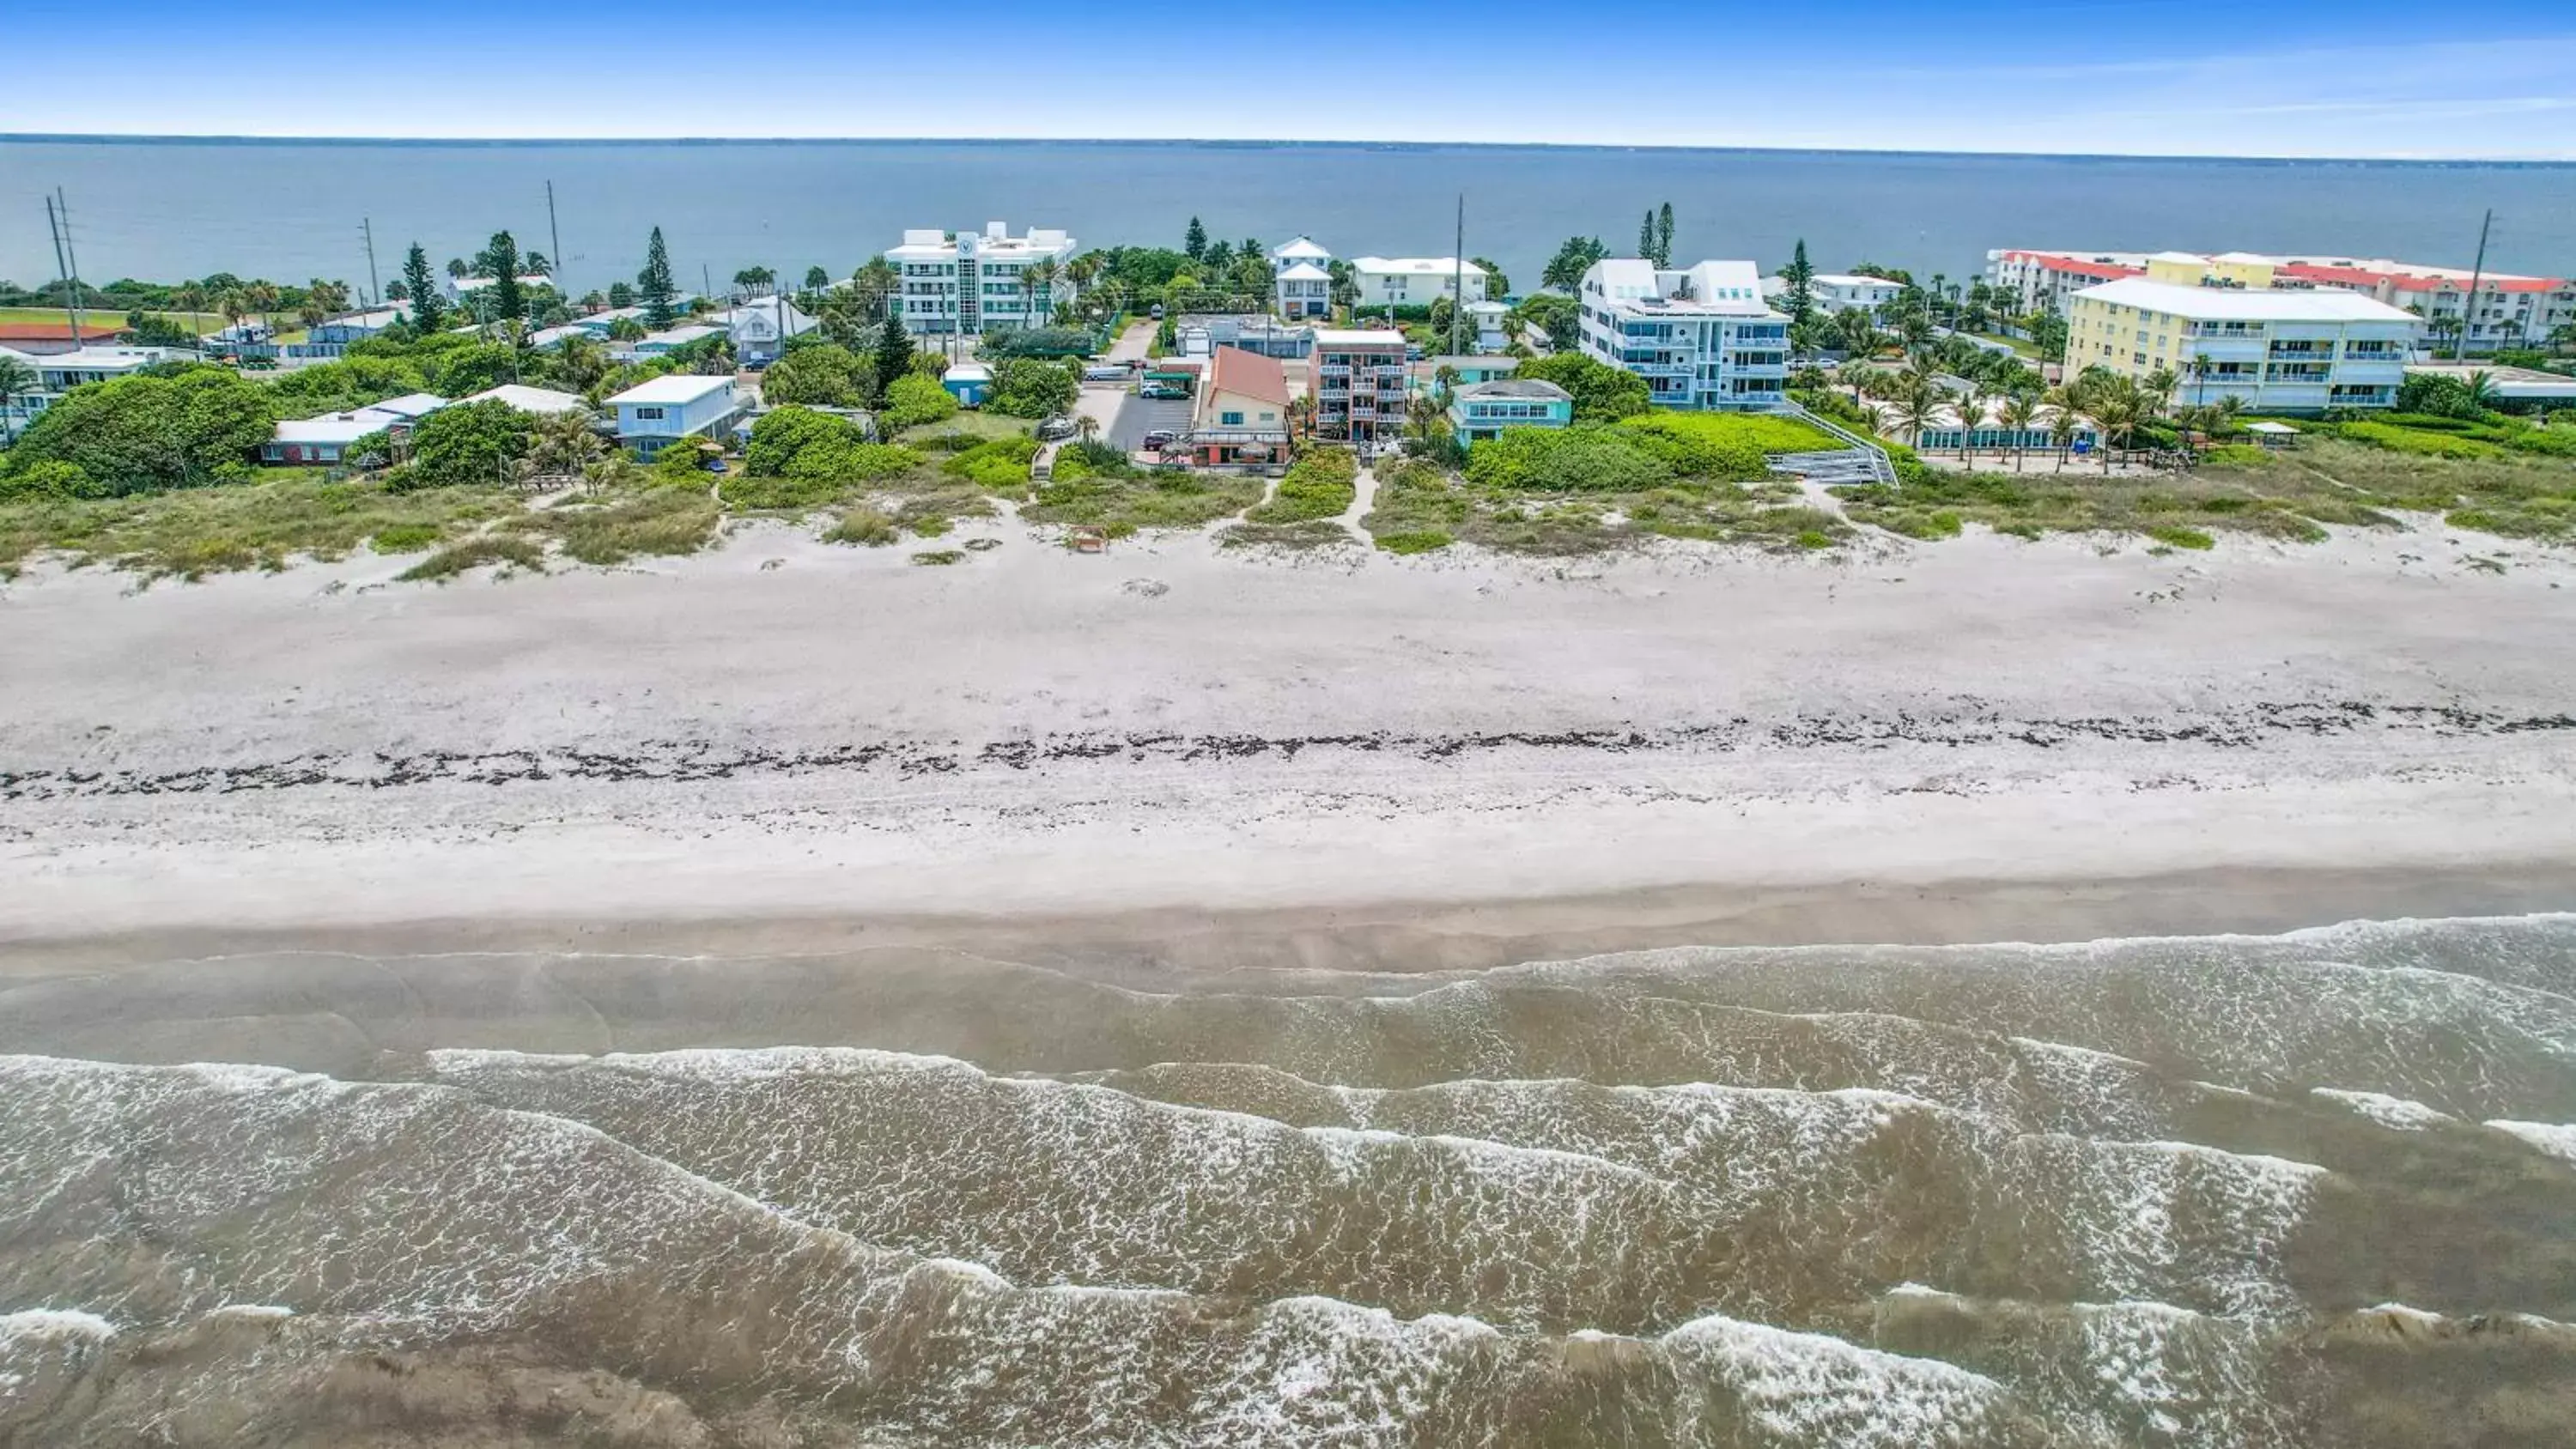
[1446,379,1574,446]
[608,373,743,458]
[286,306,408,360]
[941,362,994,408]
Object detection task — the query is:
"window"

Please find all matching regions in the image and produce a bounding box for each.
[1221,410,1243,426]
[632,406,665,421]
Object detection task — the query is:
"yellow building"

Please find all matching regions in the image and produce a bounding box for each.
[2142,251,2277,289]
[2064,277,2418,413]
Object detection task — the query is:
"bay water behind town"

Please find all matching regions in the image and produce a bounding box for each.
[3,915,2574,1444]
[3,137,2574,301]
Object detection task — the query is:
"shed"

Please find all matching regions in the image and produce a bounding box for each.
[942,362,994,408]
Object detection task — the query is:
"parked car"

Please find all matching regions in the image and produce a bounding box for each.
[1081,365,1128,382]
[1141,430,1179,451]
[1140,385,1188,400]
[1149,304,1165,320]
[1037,415,1078,441]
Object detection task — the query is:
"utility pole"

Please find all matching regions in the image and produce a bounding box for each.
[2461,208,2494,356]
[545,180,563,292]
[361,217,381,309]
[1449,192,1467,359]
[52,190,88,347]
[45,196,80,348]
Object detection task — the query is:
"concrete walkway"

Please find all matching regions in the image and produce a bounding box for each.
[1336,464,1379,540]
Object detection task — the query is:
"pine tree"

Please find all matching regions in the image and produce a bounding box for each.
[1783,239,1817,325]
[873,310,914,395]
[487,232,526,322]
[1657,203,1675,267]
[401,244,445,331]
[1184,217,1207,262]
[637,226,678,328]
[1639,210,1657,264]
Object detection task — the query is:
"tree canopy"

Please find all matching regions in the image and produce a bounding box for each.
[0,367,276,495]
[1517,353,1652,421]
[400,399,533,490]
[760,343,871,409]
[1540,237,1608,294]
[638,227,679,327]
[987,359,1076,419]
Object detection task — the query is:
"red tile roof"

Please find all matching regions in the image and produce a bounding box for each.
[1206,344,1290,407]
[0,322,132,342]
[2002,252,2144,281]
[2278,262,2565,294]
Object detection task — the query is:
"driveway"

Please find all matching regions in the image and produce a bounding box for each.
[1109,394,1194,454]
[1104,320,1155,364]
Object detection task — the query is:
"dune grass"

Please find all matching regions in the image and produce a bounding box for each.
[0,476,518,581]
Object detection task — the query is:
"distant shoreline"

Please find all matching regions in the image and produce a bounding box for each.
[3,133,2571,167]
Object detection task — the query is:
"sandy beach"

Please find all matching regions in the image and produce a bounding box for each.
[7,517,2576,948]
[6,515,2576,951]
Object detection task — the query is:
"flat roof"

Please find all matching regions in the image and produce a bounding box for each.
[636,324,722,346]
[466,384,589,415]
[1352,257,1467,275]
[1813,273,1900,288]
[1313,328,1406,347]
[34,346,167,370]
[2074,276,2420,323]
[1455,379,1570,401]
[609,373,736,405]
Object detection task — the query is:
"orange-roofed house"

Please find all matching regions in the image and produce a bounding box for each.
[1189,345,1293,467]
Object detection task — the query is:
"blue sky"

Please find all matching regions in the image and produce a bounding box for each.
[14,0,2576,158]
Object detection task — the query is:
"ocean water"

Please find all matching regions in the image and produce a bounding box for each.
[4,138,2575,303]
[3,917,2574,1445]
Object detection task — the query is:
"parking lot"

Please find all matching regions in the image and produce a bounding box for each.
[1108,392,1194,454]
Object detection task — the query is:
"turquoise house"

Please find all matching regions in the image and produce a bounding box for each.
[1446,379,1574,446]
[941,362,993,408]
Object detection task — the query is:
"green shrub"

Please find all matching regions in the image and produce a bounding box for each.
[369,522,442,553]
[2338,421,2503,459]
[1795,530,1835,550]
[942,434,1041,488]
[2145,524,2215,549]
[0,460,104,501]
[1376,530,1454,555]
[719,471,845,510]
[1465,426,1673,493]
[744,407,863,476]
[881,372,959,429]
[823,507,900,546]
[398,535,548,581]
[1248,448,1358,523]
[911,549,965,566]
[1613,412,1837,478]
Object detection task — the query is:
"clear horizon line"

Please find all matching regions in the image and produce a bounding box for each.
[3,130,2573,166]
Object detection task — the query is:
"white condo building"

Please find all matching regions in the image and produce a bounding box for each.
[885,221,1079,336]
[1349,257,1488,310]
[1576,258,1790,410]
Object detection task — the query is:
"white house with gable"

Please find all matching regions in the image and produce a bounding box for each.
[609,373,743,457]
[1577,258,1790,410]
[1271,237,1334,318]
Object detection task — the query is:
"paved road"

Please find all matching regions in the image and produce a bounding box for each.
[1104,320,1156,364]
[1109,395,1194,454]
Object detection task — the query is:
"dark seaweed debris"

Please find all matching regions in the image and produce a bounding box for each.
[5,700,2570,803]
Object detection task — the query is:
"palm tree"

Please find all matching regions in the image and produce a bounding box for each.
[2142,366,2179,419]
[245,281,282,337]
[1998,391,2040,472]
[1956,385,1990,464]
[550,336,611,393]
[2044,388,2080,473]
[1023,258,1061,327]
[2464,369,2499,413]
[1077,414,1101,446]
[172,282,207,341]
[213,287,251,345]
[522,407,605,484]
[1895,376,1944,449]
[2548,321,2576,359]
[0,353,36,440]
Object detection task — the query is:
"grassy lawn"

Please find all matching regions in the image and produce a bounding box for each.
[1019,469,1261,537]
[1960,330,2043,360]
[0,306,243,338]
